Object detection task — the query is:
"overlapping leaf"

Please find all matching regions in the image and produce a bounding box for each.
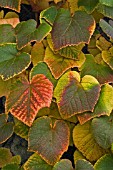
[78,0,99,13]
[0,148,12,168]
[73,121,108,161]
[53,159,73,170]
[97,4,113,18]
[99,0,113,7]
[0,24,15,44]
[6,74,53,126]
[51,9,95,50]
[28,117,70,165]
[75,159,94,170]
[102,49,113,70]
[77,84,113,124]
[23,153,52,170]
[15,20,51,49]
[54,71,100,119]
[44,46,85,79]
[94,154,113,170]
[80,54,113,84]
[0,0,21,12]
[0,44,31,80]
[92,114,113,149]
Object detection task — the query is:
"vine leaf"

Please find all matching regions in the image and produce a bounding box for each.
[15,20,51,49]
[79,54,113,84]
[0,0,21,12]
[23,153,53,170]
[0,44,31,80]
[75,159,94,170]
[53,159,74,170]
[51,9,95,50]
[54,71,100,119]
[44,46,85,79]
[78,0,99,13]
[0,24,16,44]
[28,117,70,165]
[94,154,113,170]
[0,147,12,168]
[73,121,107,161]
[92,114,113,149]
[6,74,53,126]
[77,84,113,124]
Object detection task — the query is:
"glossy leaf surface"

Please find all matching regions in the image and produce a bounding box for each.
[28,117,70,165]
[52,9,95,50]
[6,75,53,126]
[54,71,100,119]
[0,44,30,80]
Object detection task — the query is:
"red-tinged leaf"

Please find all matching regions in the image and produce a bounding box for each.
[79,54,113,84]
[77,84,113,124]
[28,116,70,165]
[0,18,19,27]
[54,71,100,119]
[0,0,21,12]
[51,9,95,50]
[44,46,85,79]
[6,74,53,126]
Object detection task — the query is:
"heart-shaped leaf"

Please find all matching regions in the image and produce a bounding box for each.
[78,0,99,13]
[51,9,95,50]
[77,84,113,124]
[92,114,113,149]
[54,71,100,119]
[53,159,74,170]
[15,20,51,49]
[94,154,113,170]
[23,153,53,170]
[80,54,113,84]
[6,74,53,126]
[44,46,85,79]
[73,121,107,161]
[28,116,70,165]
[0,0,21,12]
[0,24,15,44]
[75,159,94,170]
[0,44,31,80]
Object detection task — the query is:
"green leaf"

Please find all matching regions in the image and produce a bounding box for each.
[1,163,20,170]
[79,54,113,84]
[54,71,100,119]
[0,24,15,44]
[23,153,53,170]
[6,74,53,126]
[99,19,113,39]
[51,9,95,50]
[14,118,29,140]
[0,147,12,168]
[73,121,107,161]
[92,114,113,149]
[99,0,113,7]
[0,114,8,127]
[0,122,14,144]
[0,0,21,12]
[78,0,99,13]
[30,62,57,87]
[15,20,51,49]
[74,150,85,163]
[94,154,113,170]
[40,6,57,25]
[102,49,113,70]
[11,155,21,165]
[53,159,73,170]
[0,44,31,80]
[44,46,85,79]
[77,84,113,124]
[97,4,113,18]
[75,159,94,170]
[28,116,70,165]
